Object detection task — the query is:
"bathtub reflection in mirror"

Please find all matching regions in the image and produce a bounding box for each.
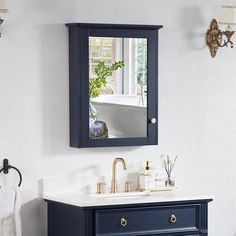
[89,36,147,139]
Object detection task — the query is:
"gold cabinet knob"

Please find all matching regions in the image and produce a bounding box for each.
[120,218,128,227]
[170,214,177,223]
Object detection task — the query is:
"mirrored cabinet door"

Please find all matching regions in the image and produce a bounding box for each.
[89,36,147,139]
[66,23,163,148]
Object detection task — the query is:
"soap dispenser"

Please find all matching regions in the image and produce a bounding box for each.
[138,161,156,191]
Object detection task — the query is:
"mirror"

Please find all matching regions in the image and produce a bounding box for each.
[66,23,162,147]
[89,37,147,139]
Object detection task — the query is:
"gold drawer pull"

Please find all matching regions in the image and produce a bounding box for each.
[170,214,177,223]
[120,218,128,227]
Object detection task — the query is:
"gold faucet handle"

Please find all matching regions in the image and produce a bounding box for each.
[124,181,132,192]
[96,182,106,194]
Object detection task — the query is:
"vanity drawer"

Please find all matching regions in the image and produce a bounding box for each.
[95,205,199,236]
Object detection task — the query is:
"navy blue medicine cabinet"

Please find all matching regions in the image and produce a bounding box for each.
[66,23,163,148]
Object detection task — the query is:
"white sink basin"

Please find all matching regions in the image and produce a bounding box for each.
[90,191,150,199]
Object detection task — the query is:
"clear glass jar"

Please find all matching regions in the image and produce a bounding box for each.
[165,177,175,187]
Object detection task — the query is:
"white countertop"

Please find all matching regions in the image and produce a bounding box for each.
[44,191,214,208]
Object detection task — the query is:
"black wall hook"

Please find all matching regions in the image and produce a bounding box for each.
[0,159,22,187]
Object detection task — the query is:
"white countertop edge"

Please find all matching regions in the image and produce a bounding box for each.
[44,192,214,208]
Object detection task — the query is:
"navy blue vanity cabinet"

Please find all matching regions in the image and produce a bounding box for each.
[46,199,212,236]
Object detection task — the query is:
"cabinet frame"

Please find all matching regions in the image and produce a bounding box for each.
[66,23,163,148]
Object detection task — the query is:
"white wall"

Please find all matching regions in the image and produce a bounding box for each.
[0,0,236,235]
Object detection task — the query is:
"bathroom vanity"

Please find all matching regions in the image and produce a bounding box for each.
[45,193,213,236]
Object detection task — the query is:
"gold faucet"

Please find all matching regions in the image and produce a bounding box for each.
[111,157,127,193]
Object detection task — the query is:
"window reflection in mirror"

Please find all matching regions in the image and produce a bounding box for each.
[89,37,147,139]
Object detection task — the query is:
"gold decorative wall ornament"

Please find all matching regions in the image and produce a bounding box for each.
[206,19,222,58]
[206,6,236,58]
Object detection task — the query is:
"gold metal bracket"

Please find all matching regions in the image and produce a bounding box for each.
[206,19,222,58]
[206,19,235,58]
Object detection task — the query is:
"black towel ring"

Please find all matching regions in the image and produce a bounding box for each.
[0,159,22,187]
